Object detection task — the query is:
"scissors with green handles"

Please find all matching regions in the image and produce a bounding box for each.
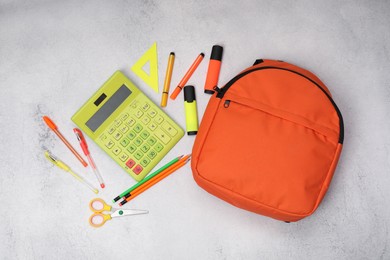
[89,198,148,228]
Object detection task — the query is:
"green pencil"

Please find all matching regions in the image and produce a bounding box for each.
[112,155,183,203]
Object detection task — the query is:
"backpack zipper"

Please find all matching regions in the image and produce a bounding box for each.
[215,66,344,144]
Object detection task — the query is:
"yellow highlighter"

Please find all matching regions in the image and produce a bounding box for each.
[161,52,175,107]
[44,150,98,194]
[183,85,198,135]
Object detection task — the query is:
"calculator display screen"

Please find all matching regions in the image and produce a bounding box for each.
[86,85,132,132]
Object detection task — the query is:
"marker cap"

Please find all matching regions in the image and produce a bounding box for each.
[210,45,223,61]
[184,85,196,102]
[43,116,57,130]
[184,86,198,135]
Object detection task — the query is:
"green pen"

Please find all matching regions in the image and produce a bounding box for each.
[112,155,183,203]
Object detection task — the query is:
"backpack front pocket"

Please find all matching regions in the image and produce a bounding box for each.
[197,93,340,215]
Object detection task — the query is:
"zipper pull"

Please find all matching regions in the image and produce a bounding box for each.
[224,100,230,108]
[214,86,225,99]
[213,86,222,94]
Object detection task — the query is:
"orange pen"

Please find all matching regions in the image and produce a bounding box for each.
[43,116,88,167]
[170,53,204,100]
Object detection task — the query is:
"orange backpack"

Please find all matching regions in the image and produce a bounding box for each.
[191,59,344,222]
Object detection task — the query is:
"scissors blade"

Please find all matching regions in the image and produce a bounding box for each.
[111,209,148,218]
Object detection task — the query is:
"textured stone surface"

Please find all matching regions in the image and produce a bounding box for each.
[0,0,389,259]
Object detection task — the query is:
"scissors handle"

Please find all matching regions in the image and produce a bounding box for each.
[89,212,112,228]
[89,198,111,213]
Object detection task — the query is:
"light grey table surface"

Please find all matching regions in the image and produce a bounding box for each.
[1,0,389,259]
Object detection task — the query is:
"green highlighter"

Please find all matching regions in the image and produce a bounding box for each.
[71,71,184,181]
[184,85,198,135]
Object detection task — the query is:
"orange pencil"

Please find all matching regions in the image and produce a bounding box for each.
[43,116,88,167]
[170,53,204,100]
[132,154,190,195]
[121,156,190,205]
[119,155,191,206]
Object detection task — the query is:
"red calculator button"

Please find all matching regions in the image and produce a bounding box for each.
[132,165,143,175]
[126,159,136,169]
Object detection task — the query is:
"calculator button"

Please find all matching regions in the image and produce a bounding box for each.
[114,119,122,127]
[126,159,136,168]
[132,165,143,175]
[120,138,130,147]
[130,101,138,108]
[147,149,157,159]
[126,117,136,127]
[113,131,122,140]
[147,137,157,146]
[140,143,150,153]
[112,147,121,155]
[154,143,164,152]
[140,130,150,140]
[105,139,115,149]
[120,113,129,121]
[161,122,178,137]
[119,153,129,162]
[147,109,157,118]
[127,144,137,154]
[135,110,143,118]
[134,123,143,133]
[141,116,151,125]
[127,131,136,140]
[134,137,143,146]
[100,134,107,141]
[134,151,144,160]
[154,128,171,144]
[107,126,116,135]
[148,122,158,131]
[154,115,164,124]
[140,157,150,167]
[119,125,129,134]
[141,103,150,111]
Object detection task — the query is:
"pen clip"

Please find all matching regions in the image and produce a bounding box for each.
[73,128,89,155]
[44,150,71,171]
[44,150,58,164]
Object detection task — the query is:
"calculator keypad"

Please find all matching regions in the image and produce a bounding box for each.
[98,98,183,179]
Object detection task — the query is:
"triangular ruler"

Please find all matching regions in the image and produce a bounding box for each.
[131,42,159,93]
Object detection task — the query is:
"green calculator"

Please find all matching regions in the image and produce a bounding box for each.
[72,71,184,181]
